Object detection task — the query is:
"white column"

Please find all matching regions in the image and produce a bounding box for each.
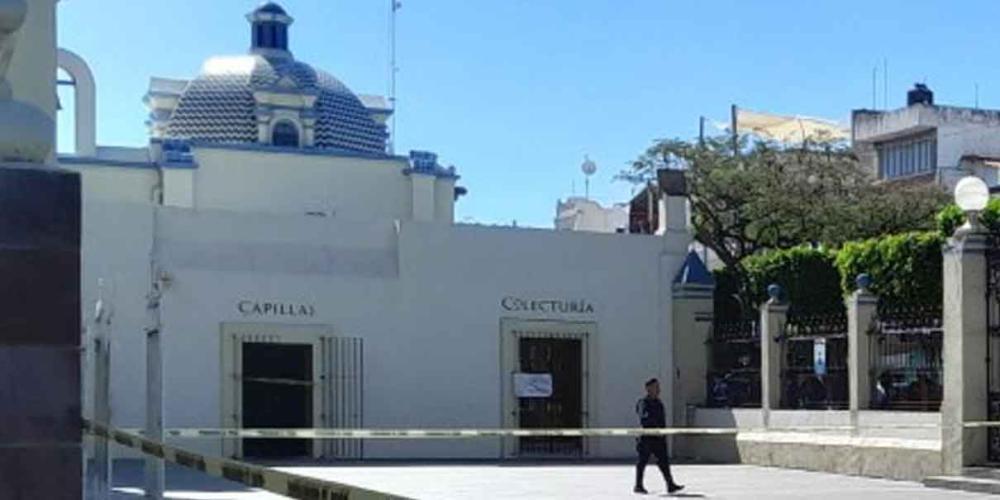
[655,196,690,235]
[671,280,713,456]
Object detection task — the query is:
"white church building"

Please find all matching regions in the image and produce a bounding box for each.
[51,2,701,461]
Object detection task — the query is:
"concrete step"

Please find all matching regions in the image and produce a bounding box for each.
[924,475,1000,494]
[963,467,1000,481]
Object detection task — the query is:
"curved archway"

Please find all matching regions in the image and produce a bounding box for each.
[57,48,96,157]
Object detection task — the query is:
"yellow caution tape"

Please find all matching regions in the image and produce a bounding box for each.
[105,424,949,439]
[960,421,1000,428]
[83,420,414,500]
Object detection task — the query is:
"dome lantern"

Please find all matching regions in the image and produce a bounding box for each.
[247,2,294,56]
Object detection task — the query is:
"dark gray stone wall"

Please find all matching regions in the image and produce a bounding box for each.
[0,165,81,499]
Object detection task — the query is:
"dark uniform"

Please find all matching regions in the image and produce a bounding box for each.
[635,396,678,491]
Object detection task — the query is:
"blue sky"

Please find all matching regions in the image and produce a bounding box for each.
[57,0,1000,227]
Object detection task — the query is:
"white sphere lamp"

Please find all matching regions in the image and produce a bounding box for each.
[954,176,990,237]
[581,155,596,199]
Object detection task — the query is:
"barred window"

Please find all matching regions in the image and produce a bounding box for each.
[877,134,937,179]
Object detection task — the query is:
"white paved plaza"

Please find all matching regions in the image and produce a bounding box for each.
[105,461,994,499]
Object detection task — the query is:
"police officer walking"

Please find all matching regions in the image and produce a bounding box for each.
[634,378,683,495]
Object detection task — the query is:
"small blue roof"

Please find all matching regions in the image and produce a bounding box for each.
[255,2,287,15]
[673,250,715,286]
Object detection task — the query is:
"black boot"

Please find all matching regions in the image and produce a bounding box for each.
[634,464,647,494]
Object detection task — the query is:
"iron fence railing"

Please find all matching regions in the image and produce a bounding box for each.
[984,235,1000,461]
[869,303,942,411]
[706,319,761,408]
[780,311,848,410]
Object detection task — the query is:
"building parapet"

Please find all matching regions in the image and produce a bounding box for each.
[853,104,1000,143]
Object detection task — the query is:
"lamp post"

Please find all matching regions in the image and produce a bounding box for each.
[954,176,990,238]
[941,175,992,473]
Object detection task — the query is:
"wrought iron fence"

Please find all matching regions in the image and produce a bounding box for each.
[780,311,849,410]
[869,303,942,411]
[706,319,761,408]
[986,235,1000,461]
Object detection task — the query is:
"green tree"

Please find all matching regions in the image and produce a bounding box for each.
[620,136,949,272]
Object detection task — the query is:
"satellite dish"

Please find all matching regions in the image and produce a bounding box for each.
[581,155,597,176]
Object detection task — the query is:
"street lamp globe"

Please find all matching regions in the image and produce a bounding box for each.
[955,176,989,212]
[954,176,990,237]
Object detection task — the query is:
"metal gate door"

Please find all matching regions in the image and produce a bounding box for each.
[221,325,363,460]
[517,336,583,456]
[320,336,364,460]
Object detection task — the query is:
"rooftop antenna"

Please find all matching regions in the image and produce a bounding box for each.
[871,65,877,109]
[581,155,597,200]
[388,0,401,153]
[883,58,888,110]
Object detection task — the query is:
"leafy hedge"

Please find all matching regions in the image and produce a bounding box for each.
[834,232,944,307]
[714,232,945,321]
[741,246,844,316]
[708,197,1000,321]
[937,198,1000,237]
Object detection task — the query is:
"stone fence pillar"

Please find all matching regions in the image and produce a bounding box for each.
[942,232,990,474]
[760,285,788,427]
[847,275,878,428]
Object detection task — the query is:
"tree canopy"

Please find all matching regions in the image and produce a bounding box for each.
[619,136,950,271]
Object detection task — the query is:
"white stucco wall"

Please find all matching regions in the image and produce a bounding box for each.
[163,168,194,207]
[62,163,158,204]
[188,147,414,220]
[80,201,155,430]
[937,120,1000,168]
[129,206,689,460]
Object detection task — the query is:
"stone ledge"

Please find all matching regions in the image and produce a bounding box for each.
[737,431,941,451]
[735,433,942,481]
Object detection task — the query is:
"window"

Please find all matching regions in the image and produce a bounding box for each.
[877,134,937,180]
[271,121,299,147]
[275,26,288,51]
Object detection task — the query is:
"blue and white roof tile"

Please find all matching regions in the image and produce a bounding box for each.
[164,55,388,155]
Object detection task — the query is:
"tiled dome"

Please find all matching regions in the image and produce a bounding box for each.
[161,3,388,154]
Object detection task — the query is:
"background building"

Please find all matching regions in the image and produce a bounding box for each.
[554,197,629,233]
[853,84,1000,190]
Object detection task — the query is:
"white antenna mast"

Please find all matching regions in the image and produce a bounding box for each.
[388,0,401,154]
